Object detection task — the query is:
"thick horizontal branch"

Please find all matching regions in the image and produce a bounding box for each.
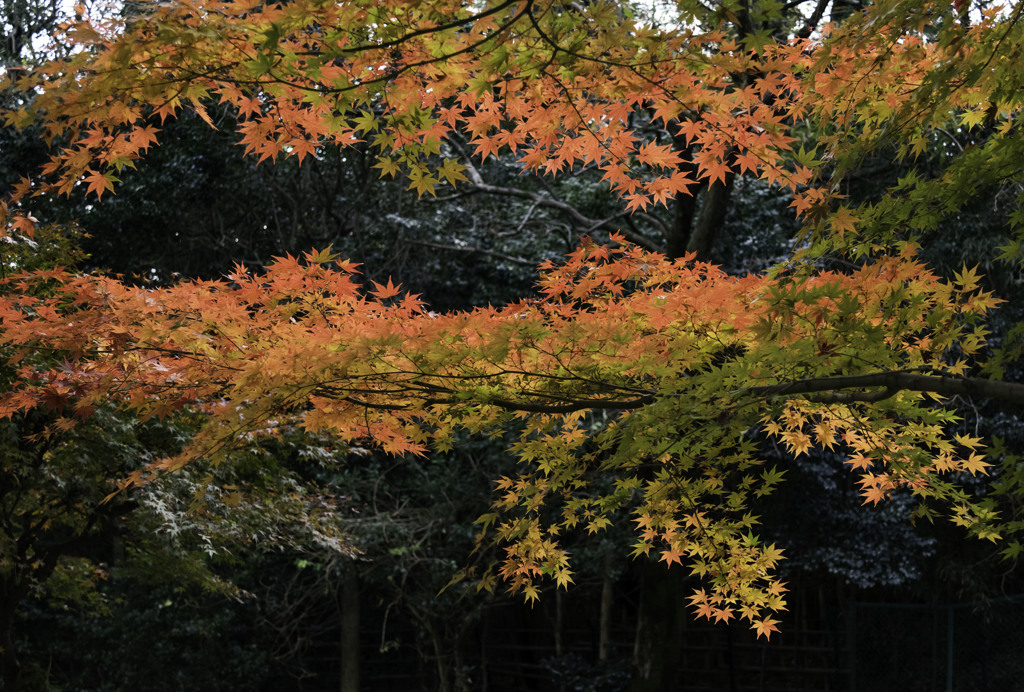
[339,392,656,414]
[325,371,1024,416]
[481,393,655,413]
[746,372,1024,406]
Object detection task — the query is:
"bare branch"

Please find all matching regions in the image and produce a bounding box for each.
[453,143,660,250]
[403,238,537,266]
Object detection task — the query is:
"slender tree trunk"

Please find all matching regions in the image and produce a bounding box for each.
[631,562,685,692]
[453,613,475,692]
[551,590,566,692]
[599,552,613,662]
[725,623,738,692]
[339,572,359,692]
[1,580,22,692]
[554,589,564,658]
[428,621,451,692]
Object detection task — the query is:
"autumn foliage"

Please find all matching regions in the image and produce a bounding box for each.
[3,0,1024,636]
[3,0,1020,223]
[0,236,1004,636]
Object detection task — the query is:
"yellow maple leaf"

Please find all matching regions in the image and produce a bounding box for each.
[828,205,859,237]
[961,452,990,476]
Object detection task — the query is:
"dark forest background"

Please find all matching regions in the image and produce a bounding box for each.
[4,1,1024,690]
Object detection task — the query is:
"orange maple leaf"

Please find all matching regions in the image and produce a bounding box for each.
[754,618,780,639]
[83,170,115,199]
[659,547,684,566]
[370,278,402,300]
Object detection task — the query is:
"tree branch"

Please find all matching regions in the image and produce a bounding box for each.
[745,371,1024,406]
[403,238,537,266]
[341,392,655,414]
[794,0,831,39]
[454,152,659,250]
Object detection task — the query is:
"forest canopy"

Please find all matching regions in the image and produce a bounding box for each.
[4,0,1024,640]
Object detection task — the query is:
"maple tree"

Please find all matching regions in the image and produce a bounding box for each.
[0,238,1009,638]
[0,225,360,690]
[4,0,1024,639]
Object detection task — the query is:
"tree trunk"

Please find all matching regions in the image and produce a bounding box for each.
[631,562,686,692]
[339,572,359,692]
[687,177,735,262]
[453,613,474,692]
[427,620,451,692]
[554,588,564,658]
[669,173,735,262]
[1,579,22,692]
[668,187,698,260]
[598,552,613,662]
